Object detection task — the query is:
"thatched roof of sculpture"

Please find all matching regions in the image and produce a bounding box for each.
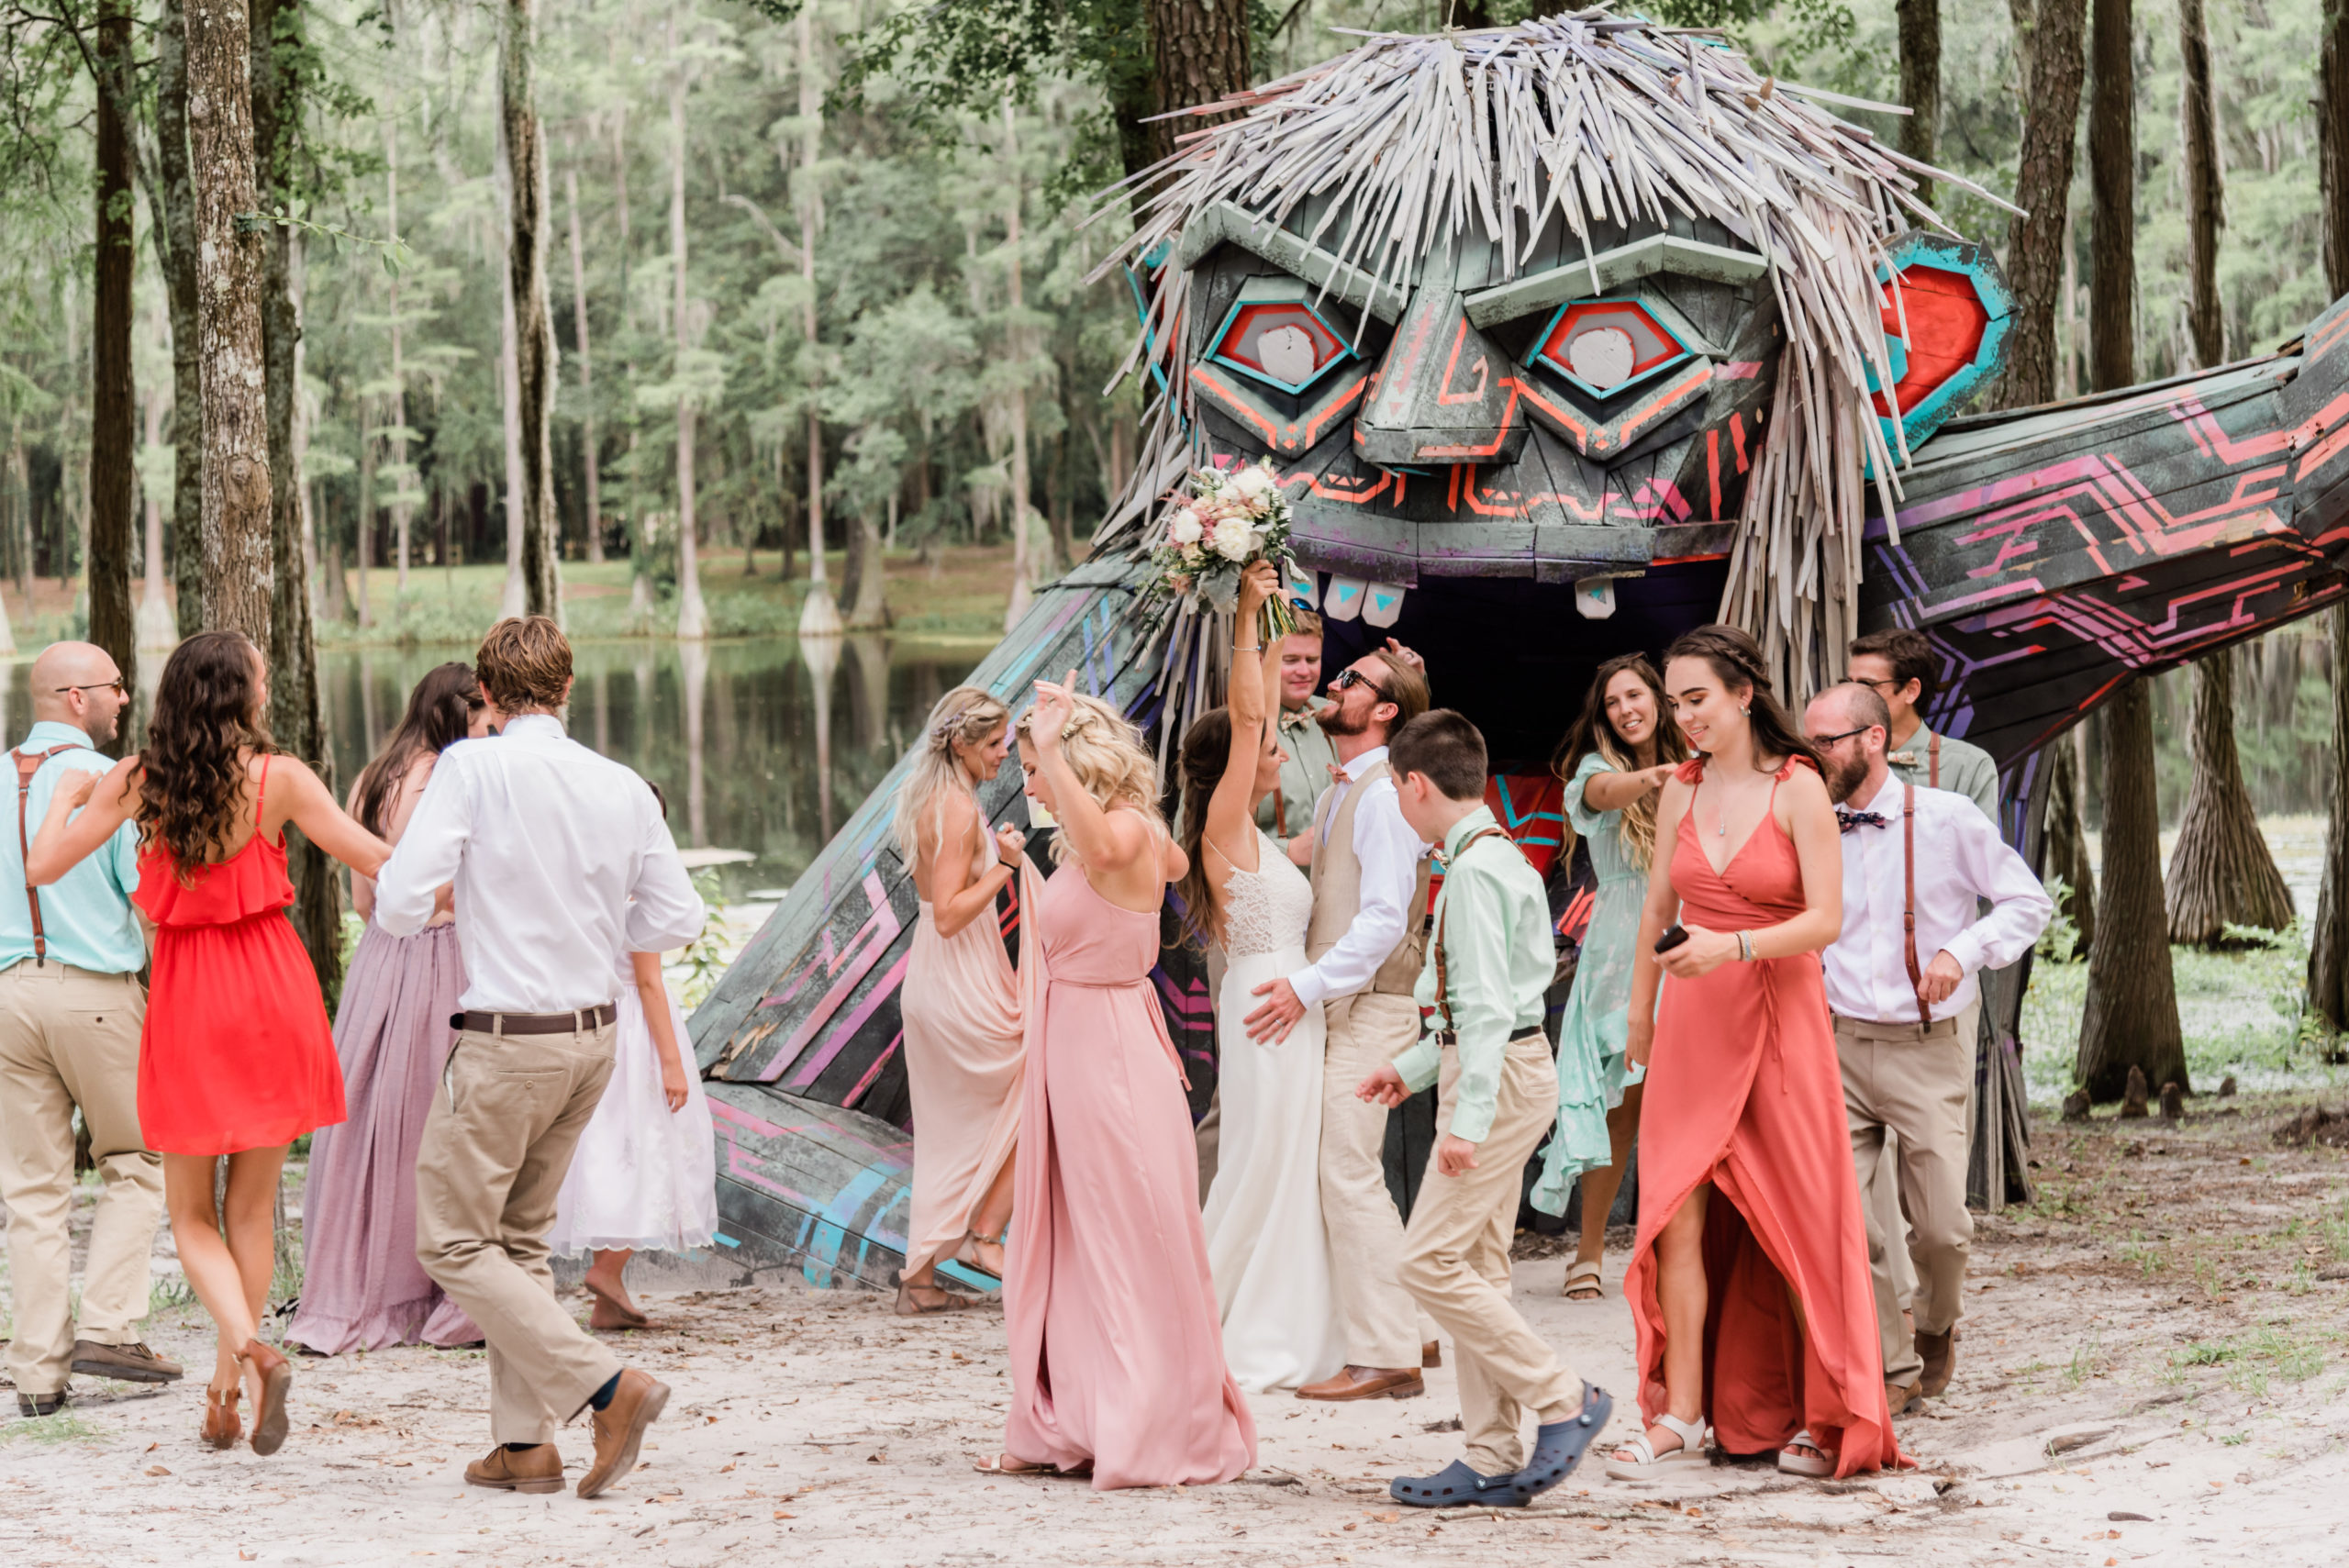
[1090,11,2012,691]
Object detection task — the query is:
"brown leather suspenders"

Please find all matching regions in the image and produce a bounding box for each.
[1928,731,1941,790]
[14,744,80,967]
[1431,827,1512,1041]
[1899,783,1931,1026]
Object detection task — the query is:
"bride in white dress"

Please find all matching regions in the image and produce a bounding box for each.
[1174,563,1344,1392]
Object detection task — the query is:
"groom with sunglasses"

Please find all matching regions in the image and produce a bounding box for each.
[1244,641,1436,1402]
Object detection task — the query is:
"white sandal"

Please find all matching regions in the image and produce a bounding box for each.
[1603,1412,1709,1480]
[1562,1260,1605,1300]
[1776,1429,1833,1477]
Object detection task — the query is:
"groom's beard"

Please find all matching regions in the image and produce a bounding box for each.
[1316,701,1367,739]
[1824,751,1869,804]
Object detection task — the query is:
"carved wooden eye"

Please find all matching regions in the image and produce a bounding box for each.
[1528,298,1690,397]
[1209,299,1352,395]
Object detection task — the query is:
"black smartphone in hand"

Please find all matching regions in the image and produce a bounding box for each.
[1654,924,1690,954]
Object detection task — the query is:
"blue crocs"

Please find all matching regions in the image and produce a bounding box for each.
[1508,1383,1616,1503]
[1389,1457,1525,1509]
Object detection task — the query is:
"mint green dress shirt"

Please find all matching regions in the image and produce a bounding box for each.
[0,723,146,973]
[1392,806,1555,1143]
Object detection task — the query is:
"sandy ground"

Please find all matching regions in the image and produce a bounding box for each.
[4,1092,2347,1568]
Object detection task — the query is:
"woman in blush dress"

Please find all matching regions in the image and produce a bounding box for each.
[975,679,1256,1489]
[1604,625,1898,1483]
[1176,564,1342,1392]
[1539,654,1687,1301]
[890,686,1027,1315]
[289,663,492,1354]
[29,631,393,1456]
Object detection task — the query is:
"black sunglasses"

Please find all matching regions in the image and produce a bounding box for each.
[1331,668,1391,703]
[53,679,128,697]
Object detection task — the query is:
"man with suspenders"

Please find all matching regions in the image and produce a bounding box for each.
[1804,683,2050,1418]
[0,643,182,1417]
[1848,628,2000,827]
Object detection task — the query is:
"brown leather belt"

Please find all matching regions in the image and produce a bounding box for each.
[451,1003,616,1036]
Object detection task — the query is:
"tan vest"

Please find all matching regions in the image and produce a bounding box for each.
[1306,758,1431,996]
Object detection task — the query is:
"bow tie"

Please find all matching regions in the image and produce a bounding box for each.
[1887,751,1917,767]
[1837,809,1888,834]
[1328,764,1352,784]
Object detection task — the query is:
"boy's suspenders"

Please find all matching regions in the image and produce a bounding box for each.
[1430,827,1511,1042]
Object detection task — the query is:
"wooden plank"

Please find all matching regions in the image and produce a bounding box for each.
[1460,233,1768,329]
[1174,199,1409,322]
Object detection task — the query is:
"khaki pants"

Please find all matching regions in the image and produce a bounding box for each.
[1319,992,1423,1371]
[416,1020,622,1444]
[1837,1006,1976,1388]
[1398,1033,1580,1475]
[0,962,161,1397]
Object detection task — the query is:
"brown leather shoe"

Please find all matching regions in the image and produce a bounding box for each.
[1916,1329,1956,1397]
[202,1385,241,1450]
[576,1369,670,1498]
[1421,1340,1442,1369]
[1886,1377,1923,1416]
[466,1444,565,1495]
[1295,1364,1423,1401]
[72,1339,184,1385]
[242,1339,294,1455]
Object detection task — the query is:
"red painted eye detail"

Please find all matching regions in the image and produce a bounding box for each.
[1528,298,1689,397]
[1209,300,1353,395]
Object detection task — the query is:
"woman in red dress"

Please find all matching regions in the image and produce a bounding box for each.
[29,631,391,1456]
[1605,625,1899,1482]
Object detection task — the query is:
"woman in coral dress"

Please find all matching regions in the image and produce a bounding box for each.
[979,676,1256,1489]
[1605,625,1899,1482]
[891,686,1027,1314]
[30,631,392,1457]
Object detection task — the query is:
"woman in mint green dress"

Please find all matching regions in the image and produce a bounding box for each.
[1533,654,1687,1299]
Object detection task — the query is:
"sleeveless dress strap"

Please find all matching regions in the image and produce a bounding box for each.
[1673,758,1707,785]
[255,754,271,823]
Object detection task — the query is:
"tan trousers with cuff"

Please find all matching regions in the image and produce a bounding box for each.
[0,962,161,1398]
[1837,1004,1976,1388]
[416,1019,622,1444]
[1319,992,1425,1372]
[1398,1033,1580,1476]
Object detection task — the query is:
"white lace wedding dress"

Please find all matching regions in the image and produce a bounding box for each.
[1199,829,1345,1392]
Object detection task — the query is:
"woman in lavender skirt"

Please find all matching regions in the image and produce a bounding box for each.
[287,664,492,1353]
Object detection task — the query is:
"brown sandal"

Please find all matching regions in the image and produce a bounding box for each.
[952,1230,1007,1279]
[895,1283,973,1316]
[202,1384,242,1450]
[242,1339,293,1456]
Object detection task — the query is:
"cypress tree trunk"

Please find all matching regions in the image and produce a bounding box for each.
[2309,1,2349,1035]
[2076,682,2188,1099]
[565,165,604,564]
[90,0,139,736]
[1145,0,1249,166]
[2087,0,2134,397]
[1898,0,1941,209]
[669,8,708,643]
[156,0,206,637]
[2043,734,2097,953]
[1992,0,2087,409]
[186,0,274,649]
[2166,650,2293,945]
[2179,0,2224,369]
[504,0,562,622]
[842,513,887,628]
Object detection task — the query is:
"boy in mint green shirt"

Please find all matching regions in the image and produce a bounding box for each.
[1359,709,1609,1507]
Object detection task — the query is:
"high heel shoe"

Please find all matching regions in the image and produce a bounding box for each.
[202,1384,242,1450]
[241,1340,293,1456]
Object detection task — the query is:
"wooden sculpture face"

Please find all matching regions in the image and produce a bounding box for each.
[1176,204,2010,594]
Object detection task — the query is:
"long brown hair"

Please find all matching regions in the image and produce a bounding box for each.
[1174,706,1245,948]
[1552,653,1688,871]
[352,662,484,838]
[138,630,274,876]
[1660,624,1823,775]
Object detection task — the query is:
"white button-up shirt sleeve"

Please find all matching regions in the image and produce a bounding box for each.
[374,759,471,939]
[627,803,707,954]
[1939,801,2053,979]
[1289,775,1422,1007]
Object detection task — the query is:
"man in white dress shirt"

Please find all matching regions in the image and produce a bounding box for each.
[1804,682,2050,1415]
[378,617,705,1500]
[1244,645,1433,1401]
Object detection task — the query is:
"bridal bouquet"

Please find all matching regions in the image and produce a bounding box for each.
[1145,458,1303,641]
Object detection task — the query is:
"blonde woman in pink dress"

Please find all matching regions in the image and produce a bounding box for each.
[975,679,1256,1489]
[893,687,1028,1315]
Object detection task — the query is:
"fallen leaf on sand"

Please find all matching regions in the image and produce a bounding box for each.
[774,1511,796,1520]
[146,1465,171,1476]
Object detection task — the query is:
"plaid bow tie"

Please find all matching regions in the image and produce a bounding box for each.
[1837,809,1888,834]
[1887,751,1917,767]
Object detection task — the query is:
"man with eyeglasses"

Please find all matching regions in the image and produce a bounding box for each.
[1802,681,2048,1419]
[0,643,183,1418]
[1847,628,1999,826]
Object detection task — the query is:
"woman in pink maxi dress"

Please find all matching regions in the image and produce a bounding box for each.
[987,676,1256,1490]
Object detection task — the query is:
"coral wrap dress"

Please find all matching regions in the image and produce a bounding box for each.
[134,759,346,1157]
[1625,757,1901,1476]
[1002,849,1256,1489]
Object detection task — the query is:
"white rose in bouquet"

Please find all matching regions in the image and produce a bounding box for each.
[1168,507,1203,546]
[1230,462,1277,502]
[1210,516,1257,562]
